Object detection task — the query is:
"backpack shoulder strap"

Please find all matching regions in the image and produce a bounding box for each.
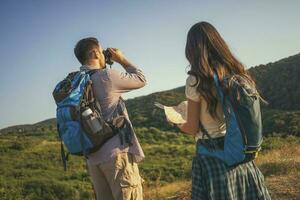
[214,73,249,146]
[213,73,231,118]
[80,68,100,76]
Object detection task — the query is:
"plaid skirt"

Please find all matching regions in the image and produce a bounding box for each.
[191,155,271,200]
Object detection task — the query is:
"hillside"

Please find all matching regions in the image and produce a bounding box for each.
[249,53,300,110]
[126,53,300,133]
[1,53,300,136]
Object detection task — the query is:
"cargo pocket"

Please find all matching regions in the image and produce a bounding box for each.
[118,153,143,200]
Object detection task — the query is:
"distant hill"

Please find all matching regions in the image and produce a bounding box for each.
[125,53,300,136]
[1,53,300,136]
[249,53,300,110]
[125,87,185,130]
[0,118,57,135]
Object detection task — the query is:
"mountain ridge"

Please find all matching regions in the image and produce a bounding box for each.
[1,52,300,135]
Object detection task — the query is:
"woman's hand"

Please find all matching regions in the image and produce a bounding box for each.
[176,123,183,130]
[178,99,200,136]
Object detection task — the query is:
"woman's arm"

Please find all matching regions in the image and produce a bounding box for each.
[178,99,200,136]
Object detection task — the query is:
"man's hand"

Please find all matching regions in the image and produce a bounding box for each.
[108,48,131,66]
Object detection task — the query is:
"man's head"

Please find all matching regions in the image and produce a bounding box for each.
[74,37,105,67]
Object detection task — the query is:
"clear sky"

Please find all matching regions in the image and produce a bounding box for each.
[0,0,300,129]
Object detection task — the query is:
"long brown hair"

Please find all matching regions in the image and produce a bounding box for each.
[185,21,255,119]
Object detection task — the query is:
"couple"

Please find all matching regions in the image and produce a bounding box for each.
[72,22,270,200]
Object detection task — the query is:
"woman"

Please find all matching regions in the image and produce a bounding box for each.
[178,22,271,200]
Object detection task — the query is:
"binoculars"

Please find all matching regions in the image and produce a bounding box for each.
[103,49,114,66]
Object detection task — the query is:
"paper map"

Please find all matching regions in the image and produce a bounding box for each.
[154,101,187,124]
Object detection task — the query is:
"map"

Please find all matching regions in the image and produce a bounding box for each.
[154,101,187,124]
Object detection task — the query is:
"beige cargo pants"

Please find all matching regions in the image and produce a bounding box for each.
[87,153,143,200]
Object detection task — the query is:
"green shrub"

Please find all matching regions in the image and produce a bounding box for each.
[22,178,91,200]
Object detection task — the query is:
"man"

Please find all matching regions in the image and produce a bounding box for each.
[74,37,146,200]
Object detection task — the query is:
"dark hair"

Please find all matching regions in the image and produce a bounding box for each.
[74,37,100,64]
[185,21,255,119]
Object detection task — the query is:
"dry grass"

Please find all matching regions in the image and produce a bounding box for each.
[144,180,191,200]
[256,142,300,200]
[144,139,300,200]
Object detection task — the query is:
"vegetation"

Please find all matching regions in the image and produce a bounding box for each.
[249,53,300,110]
[262,109,300,136]
[0,53,300,199]
[0,128,194,199]
[1,129,299,199]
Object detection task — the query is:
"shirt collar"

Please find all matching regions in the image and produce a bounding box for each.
[80,64,101,71]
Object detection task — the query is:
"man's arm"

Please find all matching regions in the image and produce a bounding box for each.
[108,48,147,93]
[108,66,146,93]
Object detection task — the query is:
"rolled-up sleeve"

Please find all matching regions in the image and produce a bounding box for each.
[185,75,200,102]
[108,65,147,93]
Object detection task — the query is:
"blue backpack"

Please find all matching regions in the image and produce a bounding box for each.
[53,70,126,170]
[197,73,263,166]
